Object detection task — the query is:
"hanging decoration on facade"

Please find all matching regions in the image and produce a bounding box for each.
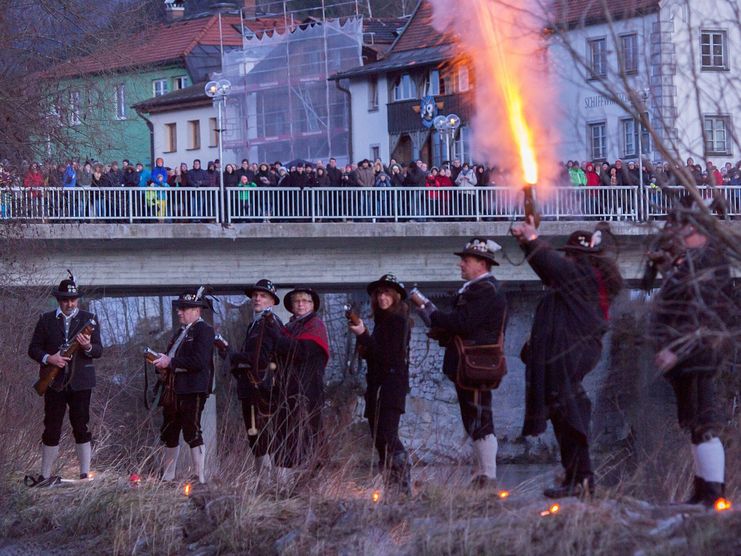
[419,95,439,128]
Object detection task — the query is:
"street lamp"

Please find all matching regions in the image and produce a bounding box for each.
[433,113,461,163]
[205,78,231,223]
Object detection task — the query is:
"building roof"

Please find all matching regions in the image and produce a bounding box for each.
[363,17,407,45]
[331,43,455,80]
[550,0,660,28]
[51,14,283,78]
[133,81,211,113]
[332,0,663,80]
[388,1,451,54]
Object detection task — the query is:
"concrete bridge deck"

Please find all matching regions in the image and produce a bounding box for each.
[2,220,693,294]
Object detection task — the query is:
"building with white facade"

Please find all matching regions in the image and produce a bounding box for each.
[334,0,738,167]
[548,0,740,167]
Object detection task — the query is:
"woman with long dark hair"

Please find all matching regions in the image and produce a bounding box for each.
[349,274,413,496]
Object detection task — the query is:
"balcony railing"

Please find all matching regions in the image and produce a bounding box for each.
[1,185,738,223]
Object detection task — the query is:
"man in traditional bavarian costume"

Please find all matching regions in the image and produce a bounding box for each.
[152,287,215,484]
[414,239,507,488]
[649,202,735,507]
[231,279,284,476]
[512,219,623,498]
[26,271,103,487]
[266,287,329,481]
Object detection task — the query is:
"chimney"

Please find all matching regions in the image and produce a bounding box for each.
[243,0,257,18]
[164,0,185,21]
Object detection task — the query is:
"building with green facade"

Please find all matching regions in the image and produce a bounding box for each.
[48,12,276,166]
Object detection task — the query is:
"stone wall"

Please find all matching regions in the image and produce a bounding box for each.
[315,289,659,465]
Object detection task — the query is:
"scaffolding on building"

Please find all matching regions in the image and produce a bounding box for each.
[218,1,364,165]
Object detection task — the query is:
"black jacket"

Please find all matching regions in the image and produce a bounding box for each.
[519,240,607,439]
[357,310,411,413]
[231,312,284,401]
[28,309,103,391]
[165,319,215,395]
[326,165,342,186]
[430,275,507,381]
[651,243,735,378]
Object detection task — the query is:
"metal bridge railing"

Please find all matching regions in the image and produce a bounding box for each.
[2,185,738,223]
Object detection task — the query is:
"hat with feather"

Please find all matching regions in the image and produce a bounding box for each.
[454,237,502,265]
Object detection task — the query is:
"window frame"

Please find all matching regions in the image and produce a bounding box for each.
[620,116,650,158]
[368,76,379,111]
[187,119,201,150]
[68,90,81,126]
[209,117,218,147]
[392,73,417,102]
[153,79,169,97]
[588,121,607,160]
[164,122,177,153]
[115,84,127,120]
[370,144,380,161]
[619,33,639,75]
[703,115,733,156]
[587,37,608,80]
[173,75,191,90]
[700,30,729,71]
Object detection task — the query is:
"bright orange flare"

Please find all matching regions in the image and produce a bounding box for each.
[184,483,192,496]
[430,0,557,190]
[469,0,538,185]
[498,490,510,499]
[549,503,560,514]
[372,490,381,503]
[714,498,732,512]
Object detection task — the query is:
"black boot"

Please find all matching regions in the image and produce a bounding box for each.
[684,476,705,505]
[386,451,412,497]
[702,481,725,508]
[544,476,594,499]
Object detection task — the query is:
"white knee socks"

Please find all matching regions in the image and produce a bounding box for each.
[75,442,91,478]
[41,444,60,478]
[695,438,725,484]
[191,446,206,484]
[162,446,180,481]
[473,435,498,479]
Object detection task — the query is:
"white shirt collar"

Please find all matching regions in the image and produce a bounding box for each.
[56,307,79,320]
[459,272,491,294]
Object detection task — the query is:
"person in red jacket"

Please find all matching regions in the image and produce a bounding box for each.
[23,162,45,218]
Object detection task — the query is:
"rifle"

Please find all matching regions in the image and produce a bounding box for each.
[33,318,97,396]
[523,184,541,228]
[344,303,361,326]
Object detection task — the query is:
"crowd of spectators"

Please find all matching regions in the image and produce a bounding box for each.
[1,154,739,221]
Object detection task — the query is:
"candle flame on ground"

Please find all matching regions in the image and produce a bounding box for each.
[498,490,510,499]
[372,490,381,503]
[714,498,732,512]
[430,0,558,190]
[540,503,560,517]
[184,483,192,496]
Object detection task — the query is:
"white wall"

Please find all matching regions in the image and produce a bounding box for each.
[349,76,390,163]
[149,105,220,169]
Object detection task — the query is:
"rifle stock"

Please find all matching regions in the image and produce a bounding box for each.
[33,319,97,396]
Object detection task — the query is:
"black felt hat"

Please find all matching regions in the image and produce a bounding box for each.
[176,286,211,309]
[245,279,280,305]
[366,273,407,300]
[454,237,502,265]
[53,270,82,299]
[283,287,321,312]
[557,230,603,253]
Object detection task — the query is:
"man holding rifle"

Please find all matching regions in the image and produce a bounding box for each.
[413,238,507,489]
[26,272,102,487]
[152,288,215,485]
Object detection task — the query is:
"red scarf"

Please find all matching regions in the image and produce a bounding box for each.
[286,313,330,362]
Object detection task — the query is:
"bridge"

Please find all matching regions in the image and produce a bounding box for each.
[3,185,738,294]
